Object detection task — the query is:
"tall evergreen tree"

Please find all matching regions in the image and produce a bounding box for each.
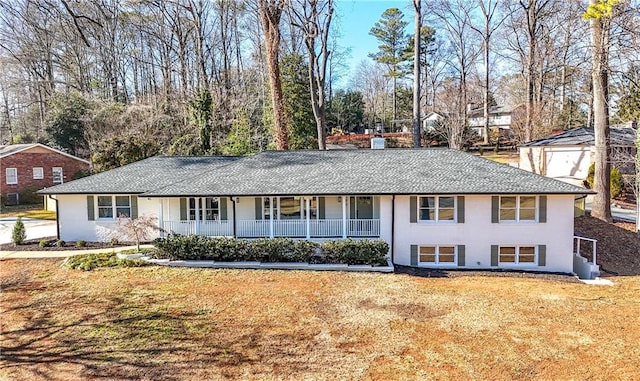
[369,8,410,130]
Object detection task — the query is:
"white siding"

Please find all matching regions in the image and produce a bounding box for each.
[56,194,160,242]
[519,145,594,187]
[392,195,575,274]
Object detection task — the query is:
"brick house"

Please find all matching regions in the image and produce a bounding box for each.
[1,143,90,206]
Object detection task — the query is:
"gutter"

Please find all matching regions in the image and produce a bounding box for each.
[48,195,60,240]
[390,195,395,265]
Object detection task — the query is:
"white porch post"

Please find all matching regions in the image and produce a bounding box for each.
[342,196,347,239]
[195,197,201,235]
[305,197,311,239]
[269,197,274,238]
[158,199,164,238]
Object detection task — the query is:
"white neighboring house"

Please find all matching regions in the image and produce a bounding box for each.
[518,125,637,187]
[39,148,592,275]
[468,105,522,140]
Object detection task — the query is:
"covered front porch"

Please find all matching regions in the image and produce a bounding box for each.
[157,195,382,239]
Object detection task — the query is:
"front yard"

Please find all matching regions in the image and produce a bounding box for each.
[2,259,640,380]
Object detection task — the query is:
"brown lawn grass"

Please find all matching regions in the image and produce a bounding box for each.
[2,259,640,380]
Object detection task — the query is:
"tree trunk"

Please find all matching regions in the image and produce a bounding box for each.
[259,0,288,150]
[412,0,421,148]
[589,4,612,222]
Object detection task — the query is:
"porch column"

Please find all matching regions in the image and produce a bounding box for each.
[342,196,347,239]
[269,197,274,238]
[158,199,164,238]
[305,197,311,239]
[195,197,201,235]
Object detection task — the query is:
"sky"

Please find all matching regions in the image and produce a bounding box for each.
[333,1,417,89]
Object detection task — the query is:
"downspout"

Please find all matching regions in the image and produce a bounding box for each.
[48,195,60,240]
[230,197,237,237]
[390,195,395,265]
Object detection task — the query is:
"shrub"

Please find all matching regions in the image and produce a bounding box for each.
[11,217,26,245]
[55,240,65,247]
[110,237,119,246]
[119,248,156,255]
[19,186,43,205]
[585,163,624,199]
[64,252,149,271]
[152,235,388,265]
[39,239,49,248]
[76,240,86,247]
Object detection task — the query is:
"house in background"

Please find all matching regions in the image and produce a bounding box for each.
[468,105,524,141]
[40,148,594,276]
[518,124,637,187]
[1,143,90,207]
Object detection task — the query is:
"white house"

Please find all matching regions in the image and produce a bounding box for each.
[518,125,637,186]
[40,148,592,275]
[468,105,522,140]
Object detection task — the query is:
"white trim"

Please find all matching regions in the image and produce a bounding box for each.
[417,195,457,223]
[498,245,538,266]
[5,167,17,184]
[96,195,132,220]
[417,245,457,266]
[498,195,538,223]
[33,167,44,179]
[52,167,64,184]
[0,143,90,163]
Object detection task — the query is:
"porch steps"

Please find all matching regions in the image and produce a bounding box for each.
[573,253,600,280]
[142,258,394,273]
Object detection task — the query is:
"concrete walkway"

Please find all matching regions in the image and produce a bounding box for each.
[0,217,57,244]
[0,245,152,260]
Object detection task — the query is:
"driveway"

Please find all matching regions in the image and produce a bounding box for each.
[585,200,637,223]
[0,217,57,244]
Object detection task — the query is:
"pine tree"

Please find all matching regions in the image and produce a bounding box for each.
[369,8,410,128]
[12,217,26,245]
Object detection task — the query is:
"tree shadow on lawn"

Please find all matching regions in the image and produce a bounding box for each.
[0,276,324,380]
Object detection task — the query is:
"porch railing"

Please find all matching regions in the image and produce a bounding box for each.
[237,218,380,238]
[162,220,233,237]
[574,235,597,265]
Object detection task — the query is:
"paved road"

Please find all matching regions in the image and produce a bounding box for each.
[585,201,637,223]
[0,217,57,244]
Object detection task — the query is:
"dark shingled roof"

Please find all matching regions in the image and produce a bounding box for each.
[40,149,591,197]
[521,127,636,147]
[141,149,590,197]
[38,156,239,194]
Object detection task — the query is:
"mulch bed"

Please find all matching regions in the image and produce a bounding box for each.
[1,237,131,251]
[574,215,640,276]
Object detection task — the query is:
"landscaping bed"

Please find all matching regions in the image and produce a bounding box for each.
[0,237,131,251]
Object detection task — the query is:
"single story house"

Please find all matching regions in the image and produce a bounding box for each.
[1,143,90,207]
[40,148,592,274]
[518,125,637,186]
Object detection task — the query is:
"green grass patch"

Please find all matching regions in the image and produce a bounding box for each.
[64,252,150,271]
[0,205,56,220]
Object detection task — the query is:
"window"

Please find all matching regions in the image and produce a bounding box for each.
[419,245,456,264]
[97,196,113,219]
[499,246,536,264]
[33,167,44,179]
[499,196,537,222]
[419,196,455,222]
[5,168,17,184]
[189,197,219,221]
[97,195,131,219]
[262,197,318,220]
[52,167,63,184]
[115,196,131,218]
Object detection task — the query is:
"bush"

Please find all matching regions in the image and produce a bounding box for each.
[12,217,26,245]
[119,247,156,255]
[64,252,149,271]
[76,240,86,247]
[55,240,65,247]
[39,239,49,248]
[152,235,388,266]
[19,186,43,205]
[110,237,119,246]
[585,163,624,199]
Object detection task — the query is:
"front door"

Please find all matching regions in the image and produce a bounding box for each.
[350,196,373,219]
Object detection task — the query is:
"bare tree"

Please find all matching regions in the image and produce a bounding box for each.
[258,0,288,150]
[289,0,334,150]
